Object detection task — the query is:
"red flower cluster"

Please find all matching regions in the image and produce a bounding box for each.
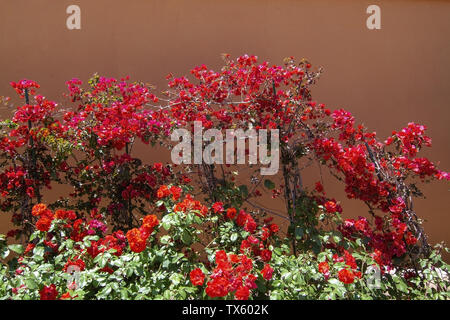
[63,257,85,273]
[312,107,449,268]
[261,264,274,281]
[190,268,205,286]
[39,284,58,300]
[386,122,431,158]
[32,204,54,232]
[338,269,355,285]
[87,231,126,258]
[338,215,418,269]
[64,76,169,151]
[204,250,258,300]
[126,214,159,253]
[13,95,56,124]
[54,209,77,220]
[157,185,182,201]
[212,202,224,214]
[318,261,330,280]
[240,234,274,264]
[10,80,40,98]
[224,208,258,234]
[31,204,80,233]
[331,250,362,284]
[173,194,208,217]
[126,228,147,253]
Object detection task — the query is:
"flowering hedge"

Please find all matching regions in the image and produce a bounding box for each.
[0,55,449,300]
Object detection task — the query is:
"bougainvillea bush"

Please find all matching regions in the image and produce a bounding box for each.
[0,55,449,300]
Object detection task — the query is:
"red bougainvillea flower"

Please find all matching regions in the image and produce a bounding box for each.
[189,268,205,286]
[226,208,237,220]
[169,186,182,201]
[260,249,272,262]
[13,96,56,124]
[10,79,40,98]
[338,269,355,284]
[261,264,274,281]
[405,232,418,245]
[54,209,77,220]
[318,261,330,275]
[212,202,224,214]
[36,216,53,232]
[205,277,229,298]
[39,284,58,300]
[234,285,250,300]
[324,200,341,214]
[173,194,208,217]
[315,181,324,194]
[24,243,35,255]
[63,258,85,273]
[32,203,48,217]
[142,214,159,233]
[235,210,249,227]
[269,223,279,234]
[60,292,78,300]
[126,228,147,253]
[156,185,171,199]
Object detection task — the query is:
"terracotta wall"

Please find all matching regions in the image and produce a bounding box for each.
[0,0,449,259]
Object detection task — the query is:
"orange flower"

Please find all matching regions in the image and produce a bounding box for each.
[60,292,72,300]
[142,214,159,230]
[156,185,170,199]
[32,203,47,217]
[174,195,208,217]
[126,228,147,253]
[226,208,237,220]
[318,261,330,275]
[169,186,182,201]
[36,217,53,232]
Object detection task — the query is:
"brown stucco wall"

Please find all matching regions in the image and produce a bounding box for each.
[0,0,449,259]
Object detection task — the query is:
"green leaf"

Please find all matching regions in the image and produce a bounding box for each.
[160,235,171,244]
[1,248,10,259]
[181,231,192,245]
[169,273,182,286]
[8,244,24,254]
[120,288,129,299]
[83,238,92,248]
[162,221,171,231]
[25,279,38,290]
[394,276,408,293]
